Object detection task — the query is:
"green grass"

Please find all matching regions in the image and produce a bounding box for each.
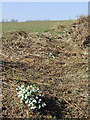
[2,20,73,33]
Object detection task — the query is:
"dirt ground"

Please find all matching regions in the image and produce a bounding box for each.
[1,16,89,119]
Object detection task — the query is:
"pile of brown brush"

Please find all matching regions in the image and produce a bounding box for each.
[1,16,89,119]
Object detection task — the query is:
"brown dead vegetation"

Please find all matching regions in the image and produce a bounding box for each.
[1,16,89,119]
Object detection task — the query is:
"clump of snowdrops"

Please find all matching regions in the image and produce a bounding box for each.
[16,85,46,110]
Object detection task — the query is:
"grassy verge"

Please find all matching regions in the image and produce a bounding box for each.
[2,20,73,33]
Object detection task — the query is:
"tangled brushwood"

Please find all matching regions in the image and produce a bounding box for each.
[2,16,89,118]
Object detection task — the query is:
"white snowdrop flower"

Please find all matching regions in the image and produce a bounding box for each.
[30,90,33,94]
[25,94,28,97]
[29,101,31,103]
[25,100,28,104]
[42,104,44,107]
[39,94,42,96]
[38,101,40,104]
[32,99,37,103]
[23,90,26,93]
[21,96,24,100]
[16,88,18,91]
[19,87,22,90]
[32,88,35,91]
[18,86,20,89]
[17,92,20,95]
[19,91,22,94]
[28,104,31,106]
[25,96,27,99]
[25,94,27,97]
[30,97,33,100]
[18,94,22,97]
[25,89,28,92]
[39,99,42,102]
[38,105,41,109]
[30,102,33,105]
[30,85,33,88]
[22,89,25,93]
[36,96,38,99]
[31,106,36,109]
[20,101,22,103]
[30,103,34,107]
[27,86,30,89]
[37,88,39,91]
[30,107,32,109]
[27,92,30,96]
[42,103,46,107]
[21,85,24,88]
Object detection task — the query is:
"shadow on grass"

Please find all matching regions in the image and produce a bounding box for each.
[40,96,66,119]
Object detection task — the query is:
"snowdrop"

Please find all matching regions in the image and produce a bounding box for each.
[20,101,22,103]
[18,94,22,97]
[30,106,36,110]
[39,94,42,96]
[28,104,31,106]
[36,96,38,99]
[39,99,42,102]
[16,88,18,91]
[38,105,41,109]
[16,84,46,110]
[21,85,24,88]
[37,88,39,91]
[32,99,37,103]
[27,86,30,90]
[25,96,27,99]
[25,100,28,104]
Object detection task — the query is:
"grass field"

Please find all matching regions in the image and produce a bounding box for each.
[2,20,73,33]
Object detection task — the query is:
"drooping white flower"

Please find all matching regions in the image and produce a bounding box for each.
[21,96,24,100]
[42,103,46,107]
[38,101,40,104]
[21,85,24,88]
[39,99,42,102]
[20,101,22,103]
[27,92,30,96]
[25,96,27,99]
[16,88,18,91]
[18,91,22,94]
[27,86,30,90]
[18,86,20,89]
[37,88,39,91]
[25,94,27,97]
[25,100,28,104]
[39,94,42,96]
[38,105,41,109]
[23,90,26,94]
[18,94,22,97]
[29,101,31,103]
[30,102,33,105]
[36,96,38,99]
[32,99,37,103]
[30,97,34,100]
[28,104,31,106]
[30,85,33,88]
